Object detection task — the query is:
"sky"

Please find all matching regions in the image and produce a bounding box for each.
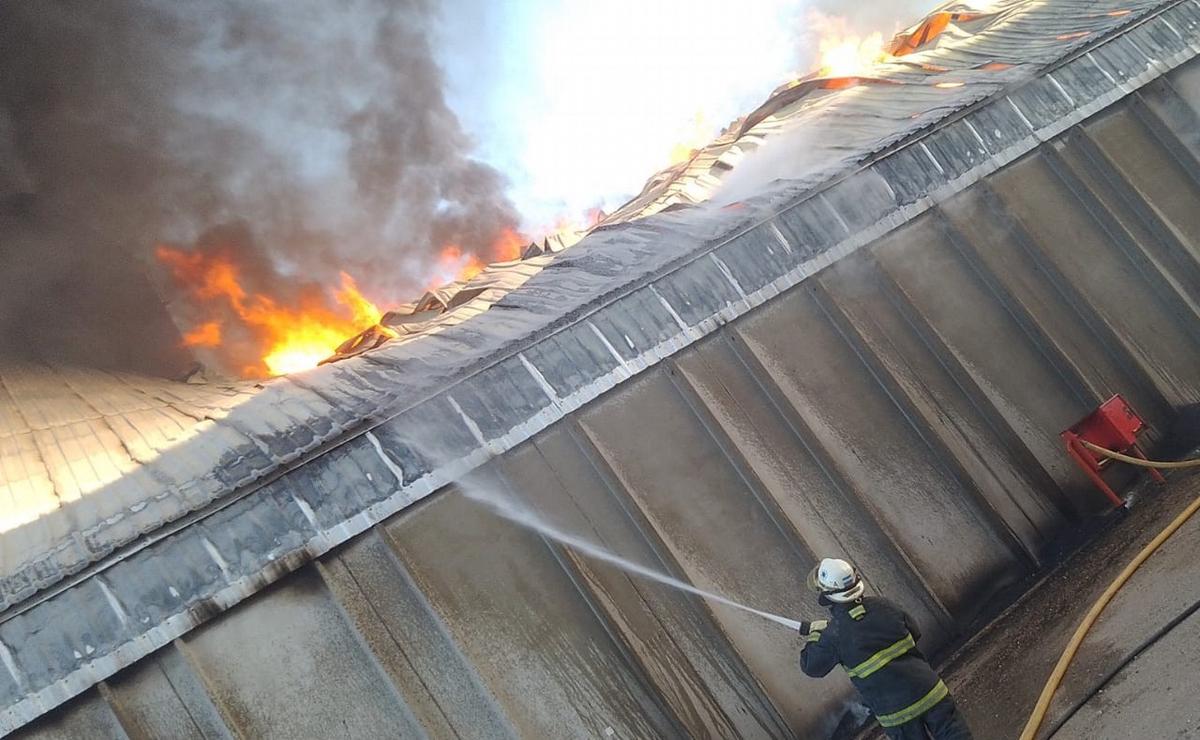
[434,0,822,230]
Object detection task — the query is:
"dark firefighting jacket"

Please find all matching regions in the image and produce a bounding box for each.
[799,596,948,729]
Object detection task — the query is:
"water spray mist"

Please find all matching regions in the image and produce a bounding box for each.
[461,485,804,632]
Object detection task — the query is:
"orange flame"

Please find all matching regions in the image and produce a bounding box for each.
[424,228,532,290]
[260,273,383,376]
[183,321,222,347]
[817,31,889,77]
[427,245,485,289]
[157,245,384,377]
[668,112,713,166]
[491,227,526,262]
[801,13,895,81]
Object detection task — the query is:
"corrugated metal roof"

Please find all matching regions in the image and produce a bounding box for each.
[0,0,1194,650]
[318,0,1173,370]
[323,0,1172,365]
[603,0,1171,222]
[0,365,254,538]
[332,0,1163,351]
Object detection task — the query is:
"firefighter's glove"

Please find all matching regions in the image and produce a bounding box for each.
[798,619,828,642]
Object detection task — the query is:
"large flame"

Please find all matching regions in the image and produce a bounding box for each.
[816,30,890,78]
[786,12,895,81]
[425,227,530,289]
[428,245,485,288]
[183,321,222,348]
[156,245,384,377]
[160,226,531,378]
[153,12,925,379]
[259,273,382,376]
[422,214,610,292]
[491,227,526,262]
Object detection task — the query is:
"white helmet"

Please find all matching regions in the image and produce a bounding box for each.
[808,558,865,603]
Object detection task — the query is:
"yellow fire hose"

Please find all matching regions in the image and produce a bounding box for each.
[1019,443,1200,740]
[1080,440,1200,470]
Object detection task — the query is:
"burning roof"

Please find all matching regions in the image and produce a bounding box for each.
[2,0,1180,594]
[0,0,1196,730]
[281,0,1156,375]
[142,0,1028,381]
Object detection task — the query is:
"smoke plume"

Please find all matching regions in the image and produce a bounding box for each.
[0,0,518,375]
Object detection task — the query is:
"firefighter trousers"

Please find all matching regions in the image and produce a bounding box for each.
[882,697,973,740]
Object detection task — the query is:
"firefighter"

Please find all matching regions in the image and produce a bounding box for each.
[799,558,973,740]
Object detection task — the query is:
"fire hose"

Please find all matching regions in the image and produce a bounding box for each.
[1019,443,1200,740]
[1080,440,1200,469]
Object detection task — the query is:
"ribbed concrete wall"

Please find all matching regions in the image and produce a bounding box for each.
[14,39,1200,740]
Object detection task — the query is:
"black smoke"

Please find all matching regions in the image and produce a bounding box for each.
[0,0,519,375]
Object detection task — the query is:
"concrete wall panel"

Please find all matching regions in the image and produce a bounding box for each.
[178,567,423,739]
[1081,109,1200,294]
[383,487,679,739]
[819,247,1069,552]
[671,331,951,637]
[500,428,792,739]
[991,152,1200,405]
[939,186,1173,432]
[867,217,1094,515]
[102,647,231,740]
[321,532,513,740]
[9,689,128,740]
[1165,57,1200,113]
[576,370,845,734]
[1051,129,1200,328]
[732,287,1023,620]
[1140,70,1200,176]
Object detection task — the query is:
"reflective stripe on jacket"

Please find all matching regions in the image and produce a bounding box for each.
[799,596,946,725]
